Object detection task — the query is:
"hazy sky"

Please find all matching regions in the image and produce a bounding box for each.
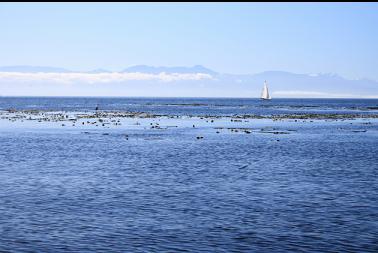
[1,3,378,80]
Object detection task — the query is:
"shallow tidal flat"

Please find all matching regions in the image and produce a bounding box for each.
[1,109,377,134]
[0,108,377,252]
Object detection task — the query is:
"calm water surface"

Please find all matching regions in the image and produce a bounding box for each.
[1,96,378,116]
[0,97,377,252]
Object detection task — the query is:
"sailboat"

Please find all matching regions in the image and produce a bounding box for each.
[261,80,271,100]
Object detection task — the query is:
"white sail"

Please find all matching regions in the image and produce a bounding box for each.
[261,81,271,100]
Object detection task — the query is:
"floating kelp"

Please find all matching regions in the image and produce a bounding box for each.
[0,109,377,127]
[259,131,290,135]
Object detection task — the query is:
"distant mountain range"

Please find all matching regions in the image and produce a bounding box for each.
[0,65,72,73]
[0,65,377,98]
[0,65,217,74]
[121,65,217,75]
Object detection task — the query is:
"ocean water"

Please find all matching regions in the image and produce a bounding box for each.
[0,97,377,252]
[1,96,378,116]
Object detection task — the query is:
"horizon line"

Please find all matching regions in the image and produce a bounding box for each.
[1,95,378,100]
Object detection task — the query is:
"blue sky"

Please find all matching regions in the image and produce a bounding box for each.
[1,3,378,80]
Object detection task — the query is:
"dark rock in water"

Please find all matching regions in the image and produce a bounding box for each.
[7,108,17,113]
[260,131,290,135]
